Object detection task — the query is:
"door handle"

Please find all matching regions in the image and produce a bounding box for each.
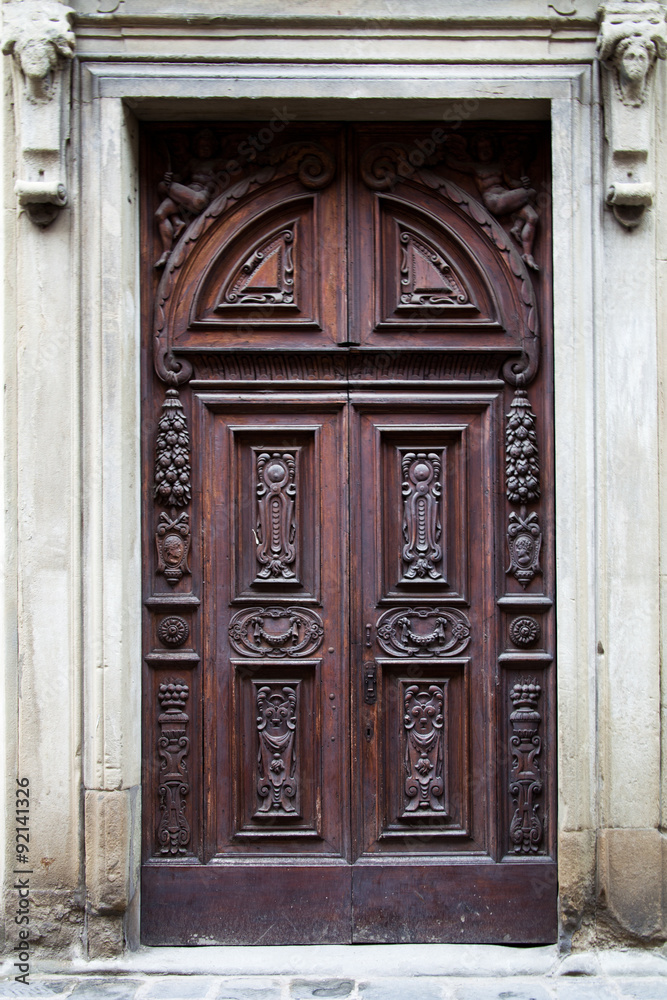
[365,623,372,648]
[363,662,377,704]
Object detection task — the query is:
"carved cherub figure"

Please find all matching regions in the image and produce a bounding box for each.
[154,129,225,269]
[442,131,540,271]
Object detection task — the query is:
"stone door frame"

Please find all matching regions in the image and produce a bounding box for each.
[10,45,660,951]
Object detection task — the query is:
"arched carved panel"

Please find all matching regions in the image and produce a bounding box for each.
[376,207,501,330]
[188,199,320,332]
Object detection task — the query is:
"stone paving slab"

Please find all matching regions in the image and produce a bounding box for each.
[3,976,667,1000]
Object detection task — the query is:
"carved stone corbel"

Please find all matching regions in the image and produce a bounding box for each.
[2,0,75,227]
[597,1,667,228]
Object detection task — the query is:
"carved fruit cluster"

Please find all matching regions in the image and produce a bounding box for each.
[158,679,189,712]
[506,389,540,504]
[154,389,191,507]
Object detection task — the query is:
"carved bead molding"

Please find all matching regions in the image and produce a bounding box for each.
[509,680,543,854]
[597,1,667,227]
[376,606,471,657]
[404,684,446,814]
[256,685,298,814]
[255,451,297,582]
[2,0,74,226]
[157,679,191,855]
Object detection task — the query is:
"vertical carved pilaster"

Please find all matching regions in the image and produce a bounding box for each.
[403,684,445,813]
[509,680,543,854]
[256,685,298,813]
[255,452,297,581]
[400,451,444,582]
[157,679,191,855]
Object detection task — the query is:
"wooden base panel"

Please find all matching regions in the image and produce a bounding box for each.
[142,861,557,945]
[352,861,558,944]
[141,863,352,946]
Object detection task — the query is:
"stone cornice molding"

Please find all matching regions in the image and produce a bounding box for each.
[597,0,667,226]
[2,0,76,226]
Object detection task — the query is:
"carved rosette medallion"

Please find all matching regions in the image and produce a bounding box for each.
[506,389,540,504]
[155,511,191,586]
[256,685,298,814]
[157,678,191,855]
[509,680,543,854]
[400,451,444,582]
[506,510,542,588]
[376,607,471,657]
[157,616,190,648]
[509,616,541,648]
[229,607,324,658]
[255,451,297,582]
[403,684,445,813]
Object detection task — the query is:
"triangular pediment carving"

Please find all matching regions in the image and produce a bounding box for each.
[218,225,295,308]
[399,226,471,307]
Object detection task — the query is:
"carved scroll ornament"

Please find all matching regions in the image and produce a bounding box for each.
[509,680,543,854]
[404,684,445,814]
[229,607,323,658]
[597,2,667,227]
[376,606,471,657]
[157,679,191,854]
[2,0,75,226]
[256,685,298,814]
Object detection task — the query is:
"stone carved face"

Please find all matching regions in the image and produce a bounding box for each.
[620,37,651,83]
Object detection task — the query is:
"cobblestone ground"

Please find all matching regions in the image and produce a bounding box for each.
[2,975,667,1000]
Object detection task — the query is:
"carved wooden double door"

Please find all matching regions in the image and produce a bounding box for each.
[141,123,556,945]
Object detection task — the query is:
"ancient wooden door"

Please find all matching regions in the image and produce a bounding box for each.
[141,122,556,945]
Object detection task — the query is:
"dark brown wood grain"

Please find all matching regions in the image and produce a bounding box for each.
[140,121,556,945]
